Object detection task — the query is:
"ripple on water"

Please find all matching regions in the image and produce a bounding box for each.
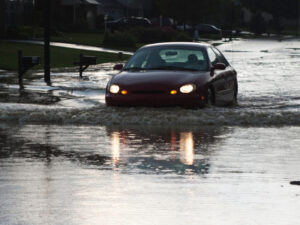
[1,39,300,127]
[1,102,300,126]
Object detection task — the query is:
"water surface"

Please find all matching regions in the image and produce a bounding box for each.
[0,124,299,225]
[1,38,300,225]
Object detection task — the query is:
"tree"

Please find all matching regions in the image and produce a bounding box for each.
[249,12,267,34]
[34,0,62,29]
[241,0,299,20]
[155,0,211,25]
[241,0,299,33]
[0,0,6,38]
[155,0,241,28]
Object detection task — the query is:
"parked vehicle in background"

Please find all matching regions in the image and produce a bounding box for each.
[106,17,152,31]
[195,24,222,35]
[176,24,193,31]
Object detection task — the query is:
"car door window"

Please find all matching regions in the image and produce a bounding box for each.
[127,50,149,68]
[207,48,219,66]
[212,47,229,66]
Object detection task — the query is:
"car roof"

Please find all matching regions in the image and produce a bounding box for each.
[140,42,212,50]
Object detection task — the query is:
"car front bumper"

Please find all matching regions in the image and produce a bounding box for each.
[105,92,206,108]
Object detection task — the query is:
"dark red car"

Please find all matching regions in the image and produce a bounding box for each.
[105,42,238,108]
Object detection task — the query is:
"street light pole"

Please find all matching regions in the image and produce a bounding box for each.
[127,0,129,17]
[0,0,6,38]
[44,0,51,85]
[104,14,108,33]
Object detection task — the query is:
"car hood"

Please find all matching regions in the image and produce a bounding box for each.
[111,70,209,89]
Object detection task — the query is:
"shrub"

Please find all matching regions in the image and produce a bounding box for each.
[7,26,44,39]
[102,31,137,48]
[249,12,267,35]
[174,32,193,42]
[130,27,177,43]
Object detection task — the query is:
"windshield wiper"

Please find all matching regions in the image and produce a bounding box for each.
[147,66,199,71]
[123,67,144,71]
[124,66,199,72]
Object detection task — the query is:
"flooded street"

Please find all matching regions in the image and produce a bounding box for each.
[1,125,300,225]
[1,39,300,225]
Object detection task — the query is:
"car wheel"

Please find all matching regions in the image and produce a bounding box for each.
[206,87,215,106]
[233,80,238,104]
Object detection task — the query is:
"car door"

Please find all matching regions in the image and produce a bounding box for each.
[212,47,236,102]
[207,47,228,105]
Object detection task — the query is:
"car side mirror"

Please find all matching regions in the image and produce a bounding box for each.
[210,63,226,76]
[113,64,123,70]
[213,63,226,70]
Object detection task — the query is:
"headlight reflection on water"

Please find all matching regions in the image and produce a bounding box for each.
[111,132,121,165]
[109,130,196,167]
[179,132,194,165]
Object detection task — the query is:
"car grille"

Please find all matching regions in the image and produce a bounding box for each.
[131,90,166,94]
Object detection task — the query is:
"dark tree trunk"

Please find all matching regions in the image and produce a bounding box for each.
[44,0,51,85]
[0,0,6,38]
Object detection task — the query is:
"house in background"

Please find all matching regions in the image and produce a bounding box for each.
[96,0,156,20]
[0,0,35,37]
[116,0,155,18]
[1,0,156,33]
[96,0,124,20]
[4,0,34,27]
[61,0,101,30]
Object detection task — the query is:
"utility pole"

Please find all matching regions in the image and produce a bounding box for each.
[44,0,51,85]
[0,0,6,38]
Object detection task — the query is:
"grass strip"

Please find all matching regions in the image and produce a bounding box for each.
[51,32,105,47]
[50,32,138,52]
[0,41,130,71]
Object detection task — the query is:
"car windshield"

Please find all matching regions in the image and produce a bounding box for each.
[123,46,209,72]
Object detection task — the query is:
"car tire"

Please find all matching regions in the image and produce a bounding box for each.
[233,80,238,104]
[206,87,215,106]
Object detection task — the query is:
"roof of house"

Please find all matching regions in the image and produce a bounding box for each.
[61,0,101,6]
[96,0,123,8]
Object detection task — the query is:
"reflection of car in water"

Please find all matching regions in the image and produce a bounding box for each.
[106,125,228,175]
[0,124,228,175]
[106,17,152,30]
[106,42,238,108]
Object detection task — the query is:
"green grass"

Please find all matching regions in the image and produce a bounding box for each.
[51,32,105,47]
[51,32,139,52]
[0,41,130,71]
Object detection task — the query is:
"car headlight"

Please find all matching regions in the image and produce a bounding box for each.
[109,84,120,94]
[180,84,195,94]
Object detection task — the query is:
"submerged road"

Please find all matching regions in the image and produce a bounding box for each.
[0,38,300,225]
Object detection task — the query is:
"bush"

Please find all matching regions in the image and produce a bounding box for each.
[131,27,194,43]
[7,26,44,39]
[130,27,177,43]
[174,32,193,42]
[199,33,222,40]
[102,31,137,48]
[102,27,193,48]
[249,12,267,35]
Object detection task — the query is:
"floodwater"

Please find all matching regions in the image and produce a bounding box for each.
[1,38,300,225]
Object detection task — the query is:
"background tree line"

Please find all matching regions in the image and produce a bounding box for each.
[155,0,299,33]
[0,0,299,38]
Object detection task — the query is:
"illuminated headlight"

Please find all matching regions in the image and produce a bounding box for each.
[180,84,195,94]
[109,84,120,94]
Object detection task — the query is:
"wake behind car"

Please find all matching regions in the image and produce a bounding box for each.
[105,42,238,108]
